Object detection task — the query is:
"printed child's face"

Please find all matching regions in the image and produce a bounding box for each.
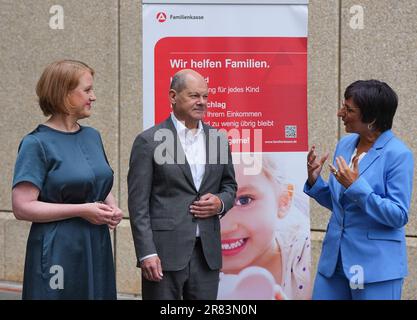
[221,164,283,273]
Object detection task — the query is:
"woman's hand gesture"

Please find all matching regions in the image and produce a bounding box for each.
[307,145,329,186]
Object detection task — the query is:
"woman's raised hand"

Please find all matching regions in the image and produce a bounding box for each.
[307,145,329,186]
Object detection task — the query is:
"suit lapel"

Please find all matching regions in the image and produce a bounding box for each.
[199,123,212,188]
[358,130,394,175]
[337,134,358,168]
[334,135,358,202]
[164,117,196,190]
[358,148,380,175]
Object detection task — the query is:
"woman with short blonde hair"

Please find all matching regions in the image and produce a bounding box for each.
[12,60,123,299]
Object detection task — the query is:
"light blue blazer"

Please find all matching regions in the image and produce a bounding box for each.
[304,130,414,283]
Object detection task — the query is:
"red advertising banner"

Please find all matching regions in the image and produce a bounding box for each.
[154,37,307,152]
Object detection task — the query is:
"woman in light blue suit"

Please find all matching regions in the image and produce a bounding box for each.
[304,80,414,300]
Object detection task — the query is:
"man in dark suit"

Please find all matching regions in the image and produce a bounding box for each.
[128,69,237,300]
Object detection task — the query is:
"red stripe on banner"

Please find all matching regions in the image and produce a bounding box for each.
[154,37,307,152]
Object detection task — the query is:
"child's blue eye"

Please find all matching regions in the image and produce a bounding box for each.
[235,196,252,206]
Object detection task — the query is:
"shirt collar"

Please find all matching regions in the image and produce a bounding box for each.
[171,112,203,136]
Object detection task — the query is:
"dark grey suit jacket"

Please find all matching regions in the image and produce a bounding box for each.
[128,117,237,271]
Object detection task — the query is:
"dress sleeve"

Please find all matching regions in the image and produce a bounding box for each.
[12,135,47,191]
[95,129,112,170]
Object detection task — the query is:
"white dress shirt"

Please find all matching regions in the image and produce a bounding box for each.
[349,148,366,168]
[171,112,206,237]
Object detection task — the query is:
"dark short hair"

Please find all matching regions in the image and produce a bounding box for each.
[344,79,398,132]
[36,60,94,116]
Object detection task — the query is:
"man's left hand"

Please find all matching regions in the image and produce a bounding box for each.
[190,193,222,218]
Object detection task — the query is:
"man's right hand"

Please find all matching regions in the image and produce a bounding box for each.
[140,256,163,282]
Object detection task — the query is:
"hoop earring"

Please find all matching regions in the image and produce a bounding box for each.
[368,119,376,131]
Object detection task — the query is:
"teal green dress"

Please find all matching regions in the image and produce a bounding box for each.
[13,124,116,299]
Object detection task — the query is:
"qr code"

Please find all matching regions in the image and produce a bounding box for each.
[285,125,297,138]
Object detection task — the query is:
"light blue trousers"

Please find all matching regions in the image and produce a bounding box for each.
[313,253,403,300]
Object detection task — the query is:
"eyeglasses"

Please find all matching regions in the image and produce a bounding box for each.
[340,100,359,113]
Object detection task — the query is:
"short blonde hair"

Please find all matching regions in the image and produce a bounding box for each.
[36,60,94,116]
